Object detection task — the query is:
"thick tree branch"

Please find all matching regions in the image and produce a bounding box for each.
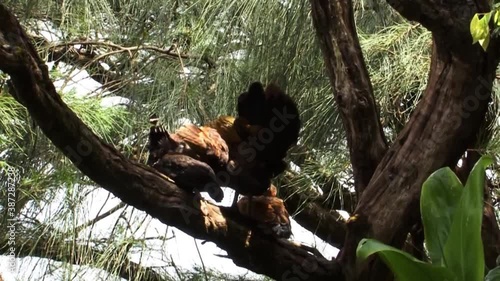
[310,0,388,195]
[385,0,491,37]
[0,4,343,280]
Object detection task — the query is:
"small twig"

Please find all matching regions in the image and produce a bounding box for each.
[297,243,327,260]
[74,202,127,234]
[280,239,328,260]
[213,254,231,259]
[194,238,209,281]
[50,40,211,65]
[170,256,185,280]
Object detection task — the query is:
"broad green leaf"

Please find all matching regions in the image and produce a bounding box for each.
[421,167,463,265]
[443,155,493,281]
[479,12,493,50]
[470,14,490,44]
[484,11,493,26]
[485,266,500,281]
[479,36,491,51]
[356,238,455,281]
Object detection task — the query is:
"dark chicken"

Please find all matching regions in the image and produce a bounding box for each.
[204,82,301,203]
[237,82,301,177]
[152,153,224,202]
[237,184,292,238]
[205,116,272,197]
[147,81,300,206]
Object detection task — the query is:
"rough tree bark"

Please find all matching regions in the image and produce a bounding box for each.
[0,5,343,281]
[309,0,388,196]
[310,0,500,280]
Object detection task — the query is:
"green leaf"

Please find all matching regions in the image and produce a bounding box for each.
[479,12,493,51]
[421,167,463,265]
[356,239,455,281]
[494,10,500,27]
[443,155,493,281]
[485,266,500,281]
[470,13,490,45]
[484,11,494,26]
[479,36,491,51]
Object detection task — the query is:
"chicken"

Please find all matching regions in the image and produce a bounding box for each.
[152,153,224,202]
[204,115,273,198]
[237,81,301,177]
[172,124,229,169]
[147,120,226,202]
[147,124,179,166]
[147,116,269,204]
[147,80,300,205]
[205,115,261,145]
[237,184,292,238]
[147,119,229,172]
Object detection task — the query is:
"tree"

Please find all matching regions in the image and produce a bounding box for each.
[0,1,499,281]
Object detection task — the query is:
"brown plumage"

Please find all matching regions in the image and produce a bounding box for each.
[147,120,229,172]
[237,184,292,238]
[147,120,226,202]
[205,115,262,145]
[204,115,272,197]
[153,153,224,202]
[205,116,242,145]
[172,124,229,170]
[263,183,278,197]
[147,80,300,204]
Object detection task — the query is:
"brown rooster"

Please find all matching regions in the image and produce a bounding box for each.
[237,184,292,238]
[147,81,300,206]
[147,120,226,202]
[147,119,229,171]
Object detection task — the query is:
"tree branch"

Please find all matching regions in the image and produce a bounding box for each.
[280,173,348,248]
[74,202,127,234]
[0,4,343,280]
[385,0,491,36]
[309,0,388,195]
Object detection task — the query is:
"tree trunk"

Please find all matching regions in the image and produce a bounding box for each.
[309,0,388,197]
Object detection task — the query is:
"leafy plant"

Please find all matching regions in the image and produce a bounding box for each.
[470,5,500,51]
[357,155,500,281]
